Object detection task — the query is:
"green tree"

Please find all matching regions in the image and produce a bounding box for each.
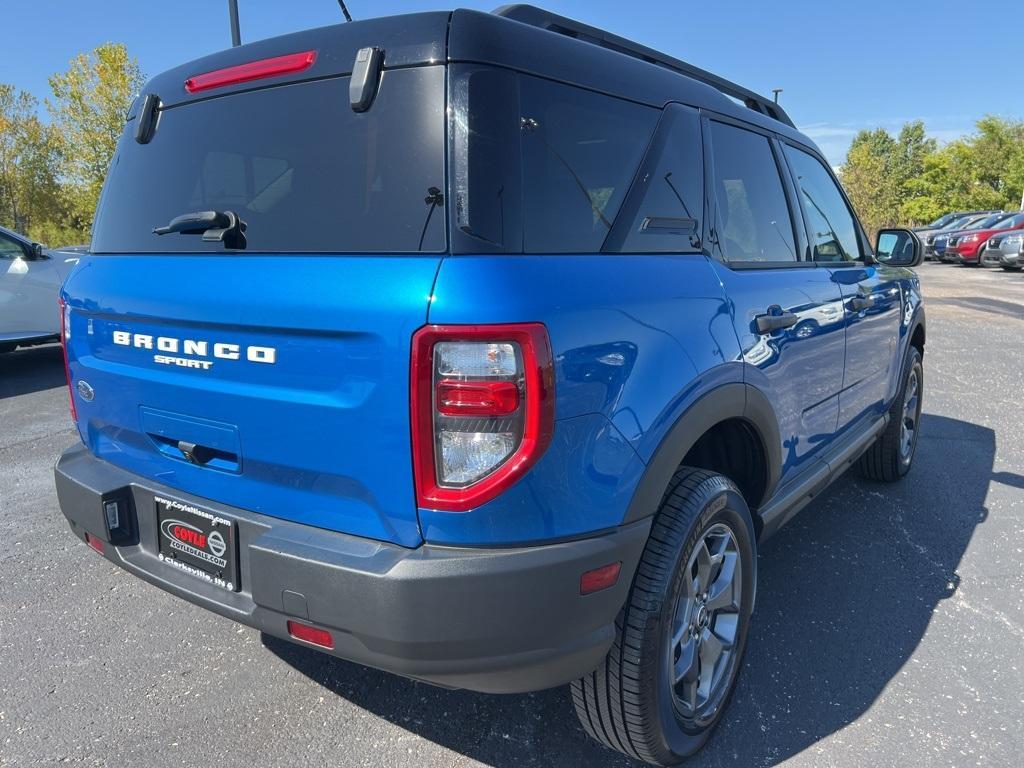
[0,84,65,239]
[840,128,902,237]
[841,116,1024,235]
[47,42,144,235]
[969,115,1024,207]
[894,121,937,222]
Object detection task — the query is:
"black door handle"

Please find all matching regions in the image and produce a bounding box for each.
[849,296,875,311]
[754,308,799,333]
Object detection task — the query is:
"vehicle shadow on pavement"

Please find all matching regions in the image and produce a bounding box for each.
[265,412,992,767]
[0,345,66,400]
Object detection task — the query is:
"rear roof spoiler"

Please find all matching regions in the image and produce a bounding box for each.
[493,4,795,128]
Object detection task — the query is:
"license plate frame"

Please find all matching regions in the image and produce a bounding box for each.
[155,495,239,592]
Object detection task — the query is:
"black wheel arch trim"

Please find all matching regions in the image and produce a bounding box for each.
[623,383,782,524]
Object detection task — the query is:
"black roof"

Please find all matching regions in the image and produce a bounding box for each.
[142,6,816,153]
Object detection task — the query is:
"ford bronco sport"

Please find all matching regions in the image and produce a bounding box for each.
[54,6,926,764]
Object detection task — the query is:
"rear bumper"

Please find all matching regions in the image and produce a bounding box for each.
[54,443,650,693]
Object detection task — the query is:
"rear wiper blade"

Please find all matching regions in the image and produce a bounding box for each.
[153,210,247,249]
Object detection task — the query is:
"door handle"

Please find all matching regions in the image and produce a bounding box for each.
[849,296,875,311]
[754,308,799,333]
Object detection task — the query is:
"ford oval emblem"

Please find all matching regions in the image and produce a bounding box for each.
[76,380,95,402]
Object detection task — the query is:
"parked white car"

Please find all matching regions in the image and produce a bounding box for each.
[0,225,81,352]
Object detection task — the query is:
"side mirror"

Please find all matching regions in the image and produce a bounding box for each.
[23,243,47,262]
[875,228,922,267]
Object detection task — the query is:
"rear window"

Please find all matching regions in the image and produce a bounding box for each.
[92,67,446,253]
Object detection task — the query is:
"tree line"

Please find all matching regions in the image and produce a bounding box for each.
[840,117,1024,237]
[0,43,143,246]
[2,42,1022,246]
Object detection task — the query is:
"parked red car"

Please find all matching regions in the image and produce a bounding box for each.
[947,211,1024,264]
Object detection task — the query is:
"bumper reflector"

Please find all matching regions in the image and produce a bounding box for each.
[580,562,621,595]
[85,532,104,555]
[287,620,334,650]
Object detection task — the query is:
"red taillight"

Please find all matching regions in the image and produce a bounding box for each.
[59,299,77,423]
[287,620,334,650]
[411,324,554,512]
[580,562,621,595]
[184,50,317,93]
[85,532,104,555]
[435,380,520,416]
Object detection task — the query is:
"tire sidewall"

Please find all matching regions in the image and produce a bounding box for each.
[897,347,924,473]
[652,480,756,759]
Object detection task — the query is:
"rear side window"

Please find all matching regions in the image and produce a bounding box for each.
[708,121,797,263]
[783,144,863,262]
[449,67,658,254]
[519,76,657,253]
[92,67,446,253]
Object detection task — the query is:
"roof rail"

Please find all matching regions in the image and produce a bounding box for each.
[492,4,796,128]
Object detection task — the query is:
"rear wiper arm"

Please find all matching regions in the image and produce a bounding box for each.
[153,210,247,250]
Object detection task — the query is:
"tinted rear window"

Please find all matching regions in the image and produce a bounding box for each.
[519,76,657,253]
[92,67,446,253]
[449,66,658,254]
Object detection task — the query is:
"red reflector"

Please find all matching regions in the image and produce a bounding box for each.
[580,562,621,595]
[436,380,520,416]
[287,620,334,650]
[85,532,104,554]
[185,50,317,93]
[59,299,77,423]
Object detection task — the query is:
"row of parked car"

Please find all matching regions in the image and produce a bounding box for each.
[914,209,1024,270]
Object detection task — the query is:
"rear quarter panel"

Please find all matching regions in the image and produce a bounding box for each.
[422,253,742,545]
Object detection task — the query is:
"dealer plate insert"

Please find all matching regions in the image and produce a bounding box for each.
[156,495,239,592]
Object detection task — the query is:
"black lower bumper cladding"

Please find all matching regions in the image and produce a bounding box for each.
[54,443,650,693]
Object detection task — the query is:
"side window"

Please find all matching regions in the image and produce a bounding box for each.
[0,232,26,260]
[708,121,797,263]
[519,75,658,253]
[614,104,704,254]
[783,144,863,262]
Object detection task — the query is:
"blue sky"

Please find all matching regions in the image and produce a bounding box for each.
[4,0,1022,165]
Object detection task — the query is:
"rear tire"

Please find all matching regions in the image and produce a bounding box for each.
[859,346,923,482]
[572,468,756,765]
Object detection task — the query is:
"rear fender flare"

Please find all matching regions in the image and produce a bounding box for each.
[623,383,781,524]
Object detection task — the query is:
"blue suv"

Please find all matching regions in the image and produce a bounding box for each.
[54,6,926,764]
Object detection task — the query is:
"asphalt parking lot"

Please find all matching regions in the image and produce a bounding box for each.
[1,261,1022,767]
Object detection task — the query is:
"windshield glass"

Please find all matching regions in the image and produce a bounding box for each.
[92,68,446,253]
[970,214,1009,229]
[994,213,1024,229]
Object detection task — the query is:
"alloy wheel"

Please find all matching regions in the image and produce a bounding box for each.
[668,523,743,724]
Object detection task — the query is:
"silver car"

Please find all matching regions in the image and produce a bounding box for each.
[0,225,80,352]
[994,231,1023,271]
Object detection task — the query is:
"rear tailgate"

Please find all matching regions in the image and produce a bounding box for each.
[63,256,436,547]
[64,23,449,547]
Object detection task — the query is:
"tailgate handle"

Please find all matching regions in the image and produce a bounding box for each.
[177,440,212,466]
[149,434,240,473]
